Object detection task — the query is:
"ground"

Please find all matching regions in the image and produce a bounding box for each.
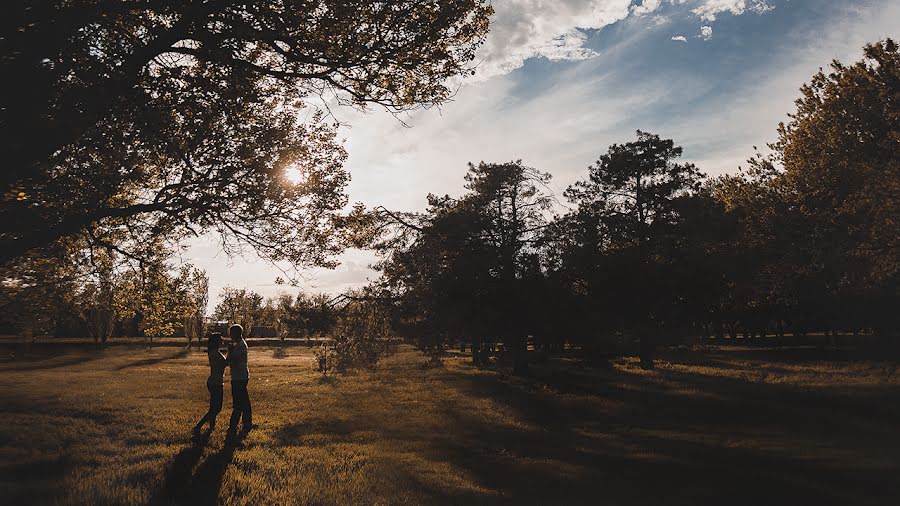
[1,341,899,505]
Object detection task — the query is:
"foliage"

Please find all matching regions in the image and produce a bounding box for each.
[777,39,899,278]
[2,24,896,368]
[365,39,900,368]
[0,243,84,338]
[560,131,705,366]
[0,239,206,342]
[374,161,554,371]
[1,0,493,272]
[328,290,395,372]
[179,266,209,346]
[114,254,195,341]
[78,261,117,345]
[280,292,338,338]
[212,287,263,337]
[700,39,900,337]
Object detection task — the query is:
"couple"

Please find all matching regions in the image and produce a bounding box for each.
[194,324,252,442]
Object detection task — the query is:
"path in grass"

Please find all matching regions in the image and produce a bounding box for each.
[1,343,899,505]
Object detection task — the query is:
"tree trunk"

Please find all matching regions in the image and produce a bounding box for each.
[727,322,738,340]
[511,334,529,375]
[639,333,655,370]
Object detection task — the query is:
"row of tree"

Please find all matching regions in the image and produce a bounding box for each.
[0,0,492,353]
[0,244,209,345]
[212,288,335,339]
[0,4,895,374]
[364,40,900,370]
[0,251,394,349]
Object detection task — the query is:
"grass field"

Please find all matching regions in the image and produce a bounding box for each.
[1,342,899,505]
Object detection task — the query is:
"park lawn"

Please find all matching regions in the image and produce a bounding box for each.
[1,343,899,505]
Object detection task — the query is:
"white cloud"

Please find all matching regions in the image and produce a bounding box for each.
[692,0,774,22]
[470,1,778,80]
[699,25,714,40]
[470,0,774,82]
[649,15,670,27]
[472,0,633,79]
[186,0,900,305]
[632,0,663,17]
[749,1,775,15]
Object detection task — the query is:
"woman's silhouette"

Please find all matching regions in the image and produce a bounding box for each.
[194,332,227,435]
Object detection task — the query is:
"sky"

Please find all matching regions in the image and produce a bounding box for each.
[187,0,899,309]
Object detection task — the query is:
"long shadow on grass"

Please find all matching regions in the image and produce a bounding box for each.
[0,349,107,372]
[420,356,900,506]
[115,348,190,370]
[184,441,237,506]
[1,455,72,505]
[155,434,209,504]
[153,434,243,506]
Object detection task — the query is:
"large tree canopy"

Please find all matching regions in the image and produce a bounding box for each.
[561,131,704,366]
[0,0,492,267]
[775,38,900,285]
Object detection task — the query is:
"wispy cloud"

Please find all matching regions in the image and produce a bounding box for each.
[693,0,774,21]
[188,0,900,304]
[472,0,632,79]
[472,0,778,79]
[632,0,664,17]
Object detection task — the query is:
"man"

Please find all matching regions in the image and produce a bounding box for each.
[226,324,252,440]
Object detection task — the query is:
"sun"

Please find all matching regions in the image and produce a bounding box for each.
[284,166,305,185]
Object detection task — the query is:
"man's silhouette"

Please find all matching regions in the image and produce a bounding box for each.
[194,332,227,435]
[226,324,252,441]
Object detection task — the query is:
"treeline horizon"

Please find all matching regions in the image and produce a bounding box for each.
[2,38,897,371]
[356,39,899,370]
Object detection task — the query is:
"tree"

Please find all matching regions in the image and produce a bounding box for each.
[702,160,793,340]
[376,193,492,364]
[463,161,554,373]
[375,161,554,372]
[213,287,265,336]
[0,244,84,340]
[114,254,194,343]
[564,131,704,368]
[179,266,209,347]
[79,261,118,346]
[0,1,493,269]
[329,288,395,372]
[770,39,900,335]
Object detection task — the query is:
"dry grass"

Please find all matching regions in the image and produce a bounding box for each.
[1,342,899,505]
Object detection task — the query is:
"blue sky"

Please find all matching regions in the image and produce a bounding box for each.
[188,0,899,307]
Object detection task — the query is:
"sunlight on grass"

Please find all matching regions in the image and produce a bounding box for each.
[1,344,899,504]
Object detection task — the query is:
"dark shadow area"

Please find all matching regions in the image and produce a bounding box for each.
[690,344,900,364]
[1,456,72,506]
[315,376,338,386]
[273,419,357,447]
[114,348,190,370]
[0,346,108,372]
[414,350,900,506]
[152,433,242,506]
[182,442,237,506]
[154,434,209,504]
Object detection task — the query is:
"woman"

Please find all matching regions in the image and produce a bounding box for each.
[194,332,227,434]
